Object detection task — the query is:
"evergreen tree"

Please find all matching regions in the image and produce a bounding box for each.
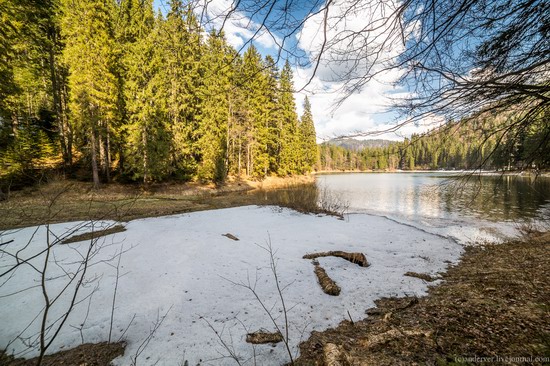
[263,55,280,174]
[61,0,119,187]
[160,1,203,178]
[196,31,233,182]
[277,60,300,175]
[123,7,172,182]
[240,45,273,178]
[299,96,317,173]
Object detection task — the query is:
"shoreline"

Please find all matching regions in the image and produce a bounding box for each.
[314,169,550,177]
[294,231,550,365]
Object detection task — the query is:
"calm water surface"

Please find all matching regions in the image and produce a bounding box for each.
[316,172,550,222]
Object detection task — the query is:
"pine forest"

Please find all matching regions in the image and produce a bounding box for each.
[0,0,317,187]
[319,112,550,172]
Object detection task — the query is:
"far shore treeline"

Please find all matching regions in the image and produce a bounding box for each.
[320,113,550,172]
[0,0,317,187]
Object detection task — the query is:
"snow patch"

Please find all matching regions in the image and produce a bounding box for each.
[1,206,462,365]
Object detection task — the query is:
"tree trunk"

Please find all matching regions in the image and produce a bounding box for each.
[91,127,100,188]
[98,131,105,175]
[247,143,251,176]
[11,112,18,137]
[238,138,242,176]
[61,76,72,165]
[142,128,149,184]
[104,123,111,182]
[225,100,231,177]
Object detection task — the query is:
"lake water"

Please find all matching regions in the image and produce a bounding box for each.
[311,172,550,244]
[316,172,550,222]
[247,172,550,244]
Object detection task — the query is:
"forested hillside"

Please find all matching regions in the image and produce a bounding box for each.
[318,111,550,172]
[0,0,317,188]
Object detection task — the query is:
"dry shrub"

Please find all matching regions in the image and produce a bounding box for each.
[323,343,350,366]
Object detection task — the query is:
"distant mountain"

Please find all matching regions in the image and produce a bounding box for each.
[323,137,394,151]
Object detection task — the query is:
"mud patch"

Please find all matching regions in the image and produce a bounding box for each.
[303,251,369,267]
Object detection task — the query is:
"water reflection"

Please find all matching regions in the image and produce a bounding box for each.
[316,172,550,222]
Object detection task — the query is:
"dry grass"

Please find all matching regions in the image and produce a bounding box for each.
[295,233,550,365]
[1,342,125,366]
[246,331,284,344]
[0,177,318,230]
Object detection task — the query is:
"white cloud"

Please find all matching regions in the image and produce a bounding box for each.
[200,0,281,50]
[293,0,433,141]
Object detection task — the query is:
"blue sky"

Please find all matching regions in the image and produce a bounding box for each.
[153,0,440,141]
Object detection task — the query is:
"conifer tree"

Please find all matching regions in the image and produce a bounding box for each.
[123,4,172,182]
[227,54,247,176]
[278,60,300,175]
[299,96,317,172]
[0,0,63,162]
[196,31,233,182]
[263,55,280,174]
[239,45,272,178]
[160,0,203,178]
[61,0,119,187]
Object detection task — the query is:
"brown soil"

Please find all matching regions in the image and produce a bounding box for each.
[303,251,369,267]
[1,342,125,366]
[314,265,341,296]
[61,224,127,244]
[246,331,284,344]
[295,233,550,365]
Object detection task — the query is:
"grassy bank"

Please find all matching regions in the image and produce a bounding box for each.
[295,233,550,365]
[0,175,315,230]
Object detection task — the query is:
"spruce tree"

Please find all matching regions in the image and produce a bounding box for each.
[61,0,119,187]
[278,60,300,176]
[123,5,172,182]
[299,96,317,173]
[196,31,233,182]
[263,55,280,175]
[160,0,203,178]
[240,45,272,178]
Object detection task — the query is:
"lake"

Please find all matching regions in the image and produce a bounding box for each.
[248,172,550,244]
[316,172,550,222]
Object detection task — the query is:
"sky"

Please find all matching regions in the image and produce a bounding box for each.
[154,0,442,141]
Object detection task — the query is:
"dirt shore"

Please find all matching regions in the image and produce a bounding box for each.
[294,232,550,365]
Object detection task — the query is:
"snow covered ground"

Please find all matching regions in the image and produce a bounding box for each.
[2,206,472,365]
